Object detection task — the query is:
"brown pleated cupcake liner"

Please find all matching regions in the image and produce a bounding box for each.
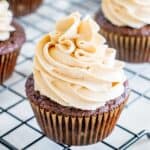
[30,97,128,146]
[100,29,150,63]
[0,50,19,84]
[9,0,43,17]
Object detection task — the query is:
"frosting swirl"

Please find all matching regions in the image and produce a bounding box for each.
[0,0,15,41]
[33,12,126,110]
[102,0,150,28]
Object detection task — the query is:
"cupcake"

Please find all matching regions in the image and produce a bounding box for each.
[9,0,43,17]
[0,1,26,84]
[25,12,130,145]
[95,0,150,63]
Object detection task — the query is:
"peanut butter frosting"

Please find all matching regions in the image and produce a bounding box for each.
[33,12,126,110]
[0,0,15,41]
[102,0,150,28]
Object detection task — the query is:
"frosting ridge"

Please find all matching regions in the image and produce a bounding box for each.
[33,12,126,110]
[0,0,15,41]
[102,0,150,28]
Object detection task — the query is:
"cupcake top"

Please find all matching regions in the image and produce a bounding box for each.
[33,12,126,110]
[102,0,150,28]
[0,0,15,41]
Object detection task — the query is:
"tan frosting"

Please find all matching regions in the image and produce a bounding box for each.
[0,0,15,41]
[102,0,150,28]
[33,12,126,110]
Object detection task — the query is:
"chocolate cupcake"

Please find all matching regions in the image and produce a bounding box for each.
[0,1,26,84]
[9,0,43,17]
[25,13,130,145]
[95,0,150,63]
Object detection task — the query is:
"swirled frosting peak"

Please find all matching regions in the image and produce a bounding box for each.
[102,0,150,28]
[33,12,126,110]
[0,0,15,41]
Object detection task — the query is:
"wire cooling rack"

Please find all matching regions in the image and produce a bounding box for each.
[0,0,150,150]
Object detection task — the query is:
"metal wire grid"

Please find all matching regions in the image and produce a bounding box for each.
[0,0,150,149]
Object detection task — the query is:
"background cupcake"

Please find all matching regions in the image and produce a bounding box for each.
[0,0,26,84]
[95,0,150,63]
[26,12,130,146]
[9,0,43,17]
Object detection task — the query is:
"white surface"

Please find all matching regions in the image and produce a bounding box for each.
[27,137,62,150]
[0,113,20,136]
[3,125,41,149]
[8,100,34,121]
[118,97,150,133]
[0,90,22,109]
[0,144,9,150]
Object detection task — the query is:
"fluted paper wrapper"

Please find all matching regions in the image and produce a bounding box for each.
[30,98,128,146]
[0,50,19,84]
[100,29,150,63]
[9,0,43,17]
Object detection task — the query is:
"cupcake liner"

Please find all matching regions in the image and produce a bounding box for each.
[9,0,43,17]
[100,29,150,63]
[0,50,19,84]
[30,97,128,146]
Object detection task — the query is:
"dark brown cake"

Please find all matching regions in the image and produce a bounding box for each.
[0,20,26,55]
[9,0,43,17]
[95,10,150,62]
[25,75,129,145]
[26,75,129,116]
[95,11,150,36]
[0,20,26,84]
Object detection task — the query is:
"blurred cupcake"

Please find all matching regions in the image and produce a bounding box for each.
[0,0,26,84]
[26,12,130,145]
[95,0,150,63]
[9,0,43,17]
